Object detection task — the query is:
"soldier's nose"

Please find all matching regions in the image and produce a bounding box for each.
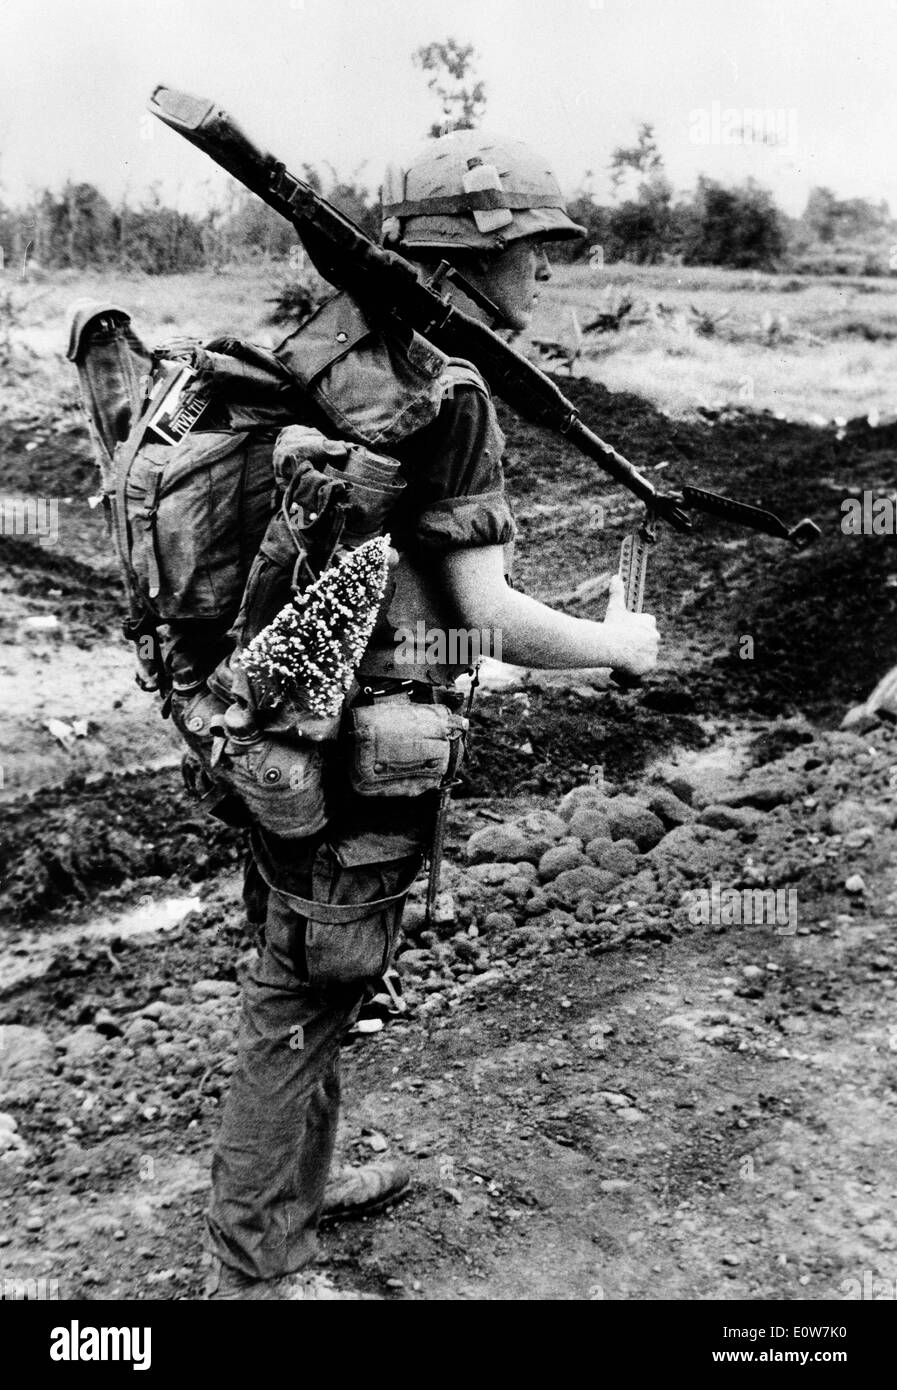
[535,249,552,282]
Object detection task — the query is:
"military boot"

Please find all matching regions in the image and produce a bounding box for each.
[320,1159,411,1224]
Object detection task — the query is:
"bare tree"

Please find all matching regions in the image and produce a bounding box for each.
[413,38,487,138]
[609,122,663,197]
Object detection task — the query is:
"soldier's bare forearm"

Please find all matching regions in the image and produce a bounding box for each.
[440,546,658,673]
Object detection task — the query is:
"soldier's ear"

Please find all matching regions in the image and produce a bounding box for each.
[456,250,495,277]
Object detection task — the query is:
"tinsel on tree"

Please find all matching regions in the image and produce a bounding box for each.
[238,536,392,718]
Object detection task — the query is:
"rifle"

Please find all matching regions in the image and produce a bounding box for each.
[147,87,820,632]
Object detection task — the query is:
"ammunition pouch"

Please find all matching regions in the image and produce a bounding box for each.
[170,686,229,760]
[349,695,467,797]
[274,293,448,449]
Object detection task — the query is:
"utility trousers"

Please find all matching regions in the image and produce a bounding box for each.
[206,811,425,1280]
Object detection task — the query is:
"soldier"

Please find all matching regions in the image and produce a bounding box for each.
[199,129,661,1299]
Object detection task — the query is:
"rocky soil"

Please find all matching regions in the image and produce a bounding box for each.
[2,373,897,1299]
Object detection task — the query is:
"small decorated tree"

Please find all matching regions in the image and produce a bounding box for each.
[238,535,392,722]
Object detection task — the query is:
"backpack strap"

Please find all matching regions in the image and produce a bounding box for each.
[112,395,166,691]
[113,396,156,585]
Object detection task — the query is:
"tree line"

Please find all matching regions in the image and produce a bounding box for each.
[556,123,894,276]
[1,164,890,279]
[1,36,892,279]
[0,173,380,277]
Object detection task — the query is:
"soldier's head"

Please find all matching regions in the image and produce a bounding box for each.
[382,130,584,331]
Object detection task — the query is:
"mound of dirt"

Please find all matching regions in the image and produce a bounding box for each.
[0,771,244,925]
[0,533,120,646]
[0,680,704,924]
[459,687,705,798]
[499,381,897,720]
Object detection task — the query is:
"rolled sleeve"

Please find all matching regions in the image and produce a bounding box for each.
[414,489,516,551]
[392,371,517,554]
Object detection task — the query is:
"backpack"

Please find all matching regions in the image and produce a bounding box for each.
[118,425,276,632]
[67,305,293,693]
[68,301,468,843]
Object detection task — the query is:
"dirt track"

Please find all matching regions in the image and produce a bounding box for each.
[2,374,897,1299]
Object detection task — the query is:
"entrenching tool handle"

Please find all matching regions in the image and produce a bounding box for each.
[609,524,653,691]
[618,530,649,614]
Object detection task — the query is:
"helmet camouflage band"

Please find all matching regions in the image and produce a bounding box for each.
[382,129,586,254]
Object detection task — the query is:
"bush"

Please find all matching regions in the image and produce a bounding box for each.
[786,245,893,278]
[681,177,785,270]
[117,202,208,274]
[265,273,331,326]
[607,178,677,265]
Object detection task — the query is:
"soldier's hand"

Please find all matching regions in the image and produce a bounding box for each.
[601,574,660,676]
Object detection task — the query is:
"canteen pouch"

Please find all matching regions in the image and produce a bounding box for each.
[171,687,328,839]
[323,442,406,546]
[218,729,329,840]
[350,698,467,797]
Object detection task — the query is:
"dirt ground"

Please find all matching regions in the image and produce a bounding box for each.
[2,306,897,1301]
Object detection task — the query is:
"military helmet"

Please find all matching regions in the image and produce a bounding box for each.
[381,129,586,254]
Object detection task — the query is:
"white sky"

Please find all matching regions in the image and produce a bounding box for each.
[1,0,895,217]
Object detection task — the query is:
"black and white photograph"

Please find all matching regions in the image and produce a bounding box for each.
[1,0,895,1342]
